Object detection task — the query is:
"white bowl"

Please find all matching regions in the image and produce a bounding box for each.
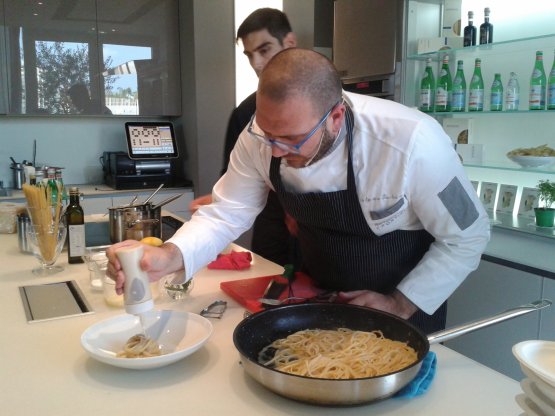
[521,368,555,404]
[81,309,213,370]
[515,393,546,416]
[513,341,555,387]
[508,155,555,168]
[521,378,555,415]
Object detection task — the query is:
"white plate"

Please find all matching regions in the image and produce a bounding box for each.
[508,155,555,168]
[515,393,547,416]
[81,309,213,370]
[521,378,555,416]
[513,341,555,387]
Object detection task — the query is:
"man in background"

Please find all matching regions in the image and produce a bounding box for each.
[189,8,298,267]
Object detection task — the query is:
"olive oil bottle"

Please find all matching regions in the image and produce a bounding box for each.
[66,187,85,264]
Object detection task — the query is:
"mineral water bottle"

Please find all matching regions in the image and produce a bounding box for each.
[479,7,493,45]
[434,55,452,112]
[418,58,435,112]
[505,72,520,111]
[529,51,546,110]
[463,11,476,47]
[451,60,466,112]
[468,58,484,111]
[490,73,503,111]
[548,49,555,110]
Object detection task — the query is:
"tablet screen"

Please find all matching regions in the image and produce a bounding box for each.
[125,122,179,159]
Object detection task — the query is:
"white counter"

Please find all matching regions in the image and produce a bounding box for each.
[0,233,522,415]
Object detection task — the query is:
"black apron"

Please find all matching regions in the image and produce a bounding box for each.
[269,106,446,334]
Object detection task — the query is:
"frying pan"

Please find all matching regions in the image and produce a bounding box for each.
[233,300,550,406]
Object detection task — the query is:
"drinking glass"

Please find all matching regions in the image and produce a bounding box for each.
[159,272,194,301]
[27,223,67,276]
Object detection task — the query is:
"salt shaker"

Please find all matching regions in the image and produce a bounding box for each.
[115,244,154,314]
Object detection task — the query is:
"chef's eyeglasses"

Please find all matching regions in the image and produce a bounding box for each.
[247,100,341,154]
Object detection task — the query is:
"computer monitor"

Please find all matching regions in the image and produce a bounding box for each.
[124,122,179,159]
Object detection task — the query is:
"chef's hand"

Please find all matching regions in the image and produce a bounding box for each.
[189,193,212,214]
[338,289,418,319]
[106,240,184,295]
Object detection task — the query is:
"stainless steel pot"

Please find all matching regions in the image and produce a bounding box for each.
[233,300,551,406]
[108,204,160,243]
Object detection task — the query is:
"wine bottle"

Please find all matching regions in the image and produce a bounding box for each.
[529,51,546,110]
[548,49,555,110]
[490,73,503,111]
[66,187,85,264]
[418,57,435,112]
[451,60,466,112]
[479,7,493,45]
[463,11,476,47]
[434,55,452,112]
[505,72,520,111]
[468,58,484,111]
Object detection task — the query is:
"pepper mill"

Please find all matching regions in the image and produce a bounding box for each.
[115,244,154,315]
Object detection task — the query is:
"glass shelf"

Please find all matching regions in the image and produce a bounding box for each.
[490,212,555,240]
[407,33,555,61]
[423,109,555,117]
[464,161,555,175]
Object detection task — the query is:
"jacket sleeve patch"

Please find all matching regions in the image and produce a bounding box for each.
[437,177,479,230]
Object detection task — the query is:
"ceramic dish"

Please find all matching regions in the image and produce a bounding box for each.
[521,378,555,416]
[524,371,555,404]
[81,309,213,370]
[513,341,555,388]
[515,393,546,416]
[508,155,555,168]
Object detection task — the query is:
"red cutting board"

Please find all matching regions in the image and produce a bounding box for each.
[220,272,324,313]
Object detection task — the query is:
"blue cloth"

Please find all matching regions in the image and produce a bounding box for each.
[394,351,437,398]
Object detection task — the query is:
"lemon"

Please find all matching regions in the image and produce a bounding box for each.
[140,236,164,247]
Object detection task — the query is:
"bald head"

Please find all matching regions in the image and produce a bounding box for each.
[258,48,342,116]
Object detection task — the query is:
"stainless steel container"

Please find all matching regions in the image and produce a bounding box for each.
[17,213,32,253]
[108,204,161,243]
[11,163,24,190]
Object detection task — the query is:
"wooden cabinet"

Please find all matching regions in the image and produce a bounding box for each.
[2,0,180,116]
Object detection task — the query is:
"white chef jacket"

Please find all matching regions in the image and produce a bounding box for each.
[169,91,490,315]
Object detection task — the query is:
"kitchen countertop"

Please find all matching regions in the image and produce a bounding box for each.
[0,184,193,201]
[0,232,523,415]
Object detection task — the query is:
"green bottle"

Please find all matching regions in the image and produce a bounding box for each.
[434,54,452,112]
[46,167,59,207]
[529,51,546,110]
[468,58,484,111]
[490,73,503,111]
[548,49,555,110]
[451,60,466,112]
[418,57,435,112]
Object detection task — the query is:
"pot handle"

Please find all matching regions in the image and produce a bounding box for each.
[128,219,160,227]
[427,299,552,345]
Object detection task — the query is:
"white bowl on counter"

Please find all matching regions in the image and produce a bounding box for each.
[81,309,213,370]
[521,378,555,415]
[513,340,555,388]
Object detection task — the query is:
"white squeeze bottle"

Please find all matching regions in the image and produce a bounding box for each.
[116,244,154,315]
[505,72,520,111]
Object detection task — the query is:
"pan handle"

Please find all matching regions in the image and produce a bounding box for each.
[427,299,552,345]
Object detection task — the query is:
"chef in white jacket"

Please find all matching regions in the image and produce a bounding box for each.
[108,48,490,333]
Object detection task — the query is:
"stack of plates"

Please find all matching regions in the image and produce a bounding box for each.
[513,340,555,415]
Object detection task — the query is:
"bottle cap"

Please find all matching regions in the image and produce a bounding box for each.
[468,11,474,18]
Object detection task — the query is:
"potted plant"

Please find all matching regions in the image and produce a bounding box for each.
[535,179,555,227]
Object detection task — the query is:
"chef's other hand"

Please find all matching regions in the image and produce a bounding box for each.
[189,194,212,214]
[106,240,184,295]
[338,289,418,320]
